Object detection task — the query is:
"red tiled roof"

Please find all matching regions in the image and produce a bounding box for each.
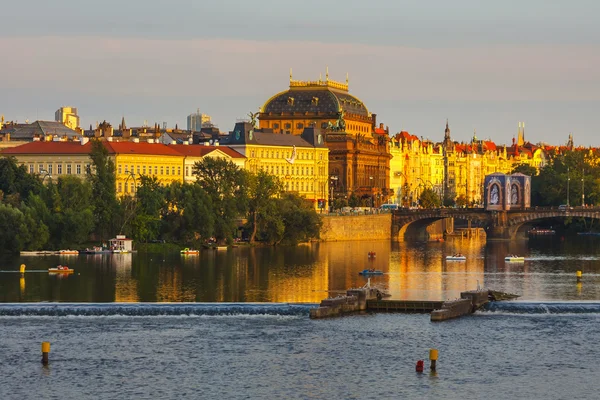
[1,140,184,157]
[2,141,93,154]
[483,141,497,151]
[168,144,246,159]
[104,141,182,156]
[374,128,387,135]
[394,131,419,141]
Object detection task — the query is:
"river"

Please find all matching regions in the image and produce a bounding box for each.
[1,237,599,399]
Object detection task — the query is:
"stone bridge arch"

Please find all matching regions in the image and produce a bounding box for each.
[503,209,600,239]
[392,210,491,241]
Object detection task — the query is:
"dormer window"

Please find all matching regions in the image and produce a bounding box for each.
[311,97,319,106]
[287,97,295,106]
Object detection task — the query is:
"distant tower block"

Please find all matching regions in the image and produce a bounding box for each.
[187,109,212,132]
[55,106,80,130]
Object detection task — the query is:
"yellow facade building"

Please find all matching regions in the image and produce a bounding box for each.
[227,122,330,209]
[168,144,246,183]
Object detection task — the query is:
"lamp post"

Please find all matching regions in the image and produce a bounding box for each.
[124,170,137,195]
[329,175,338,212]
[567,167,570,207]
[39,169,52,184]
[582,169,585,207]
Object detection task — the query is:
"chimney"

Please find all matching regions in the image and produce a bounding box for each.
[372,113,377,130]
[379,123,384,129]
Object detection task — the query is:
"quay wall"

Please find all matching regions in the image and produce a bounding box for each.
[320,214,392,241]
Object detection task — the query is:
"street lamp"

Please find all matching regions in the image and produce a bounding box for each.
[369,176,373,207]
[329,175,338,212]
[124,170,137,195]
[39,169,52,184]
[582,169,585,207]
[567,167,570,207]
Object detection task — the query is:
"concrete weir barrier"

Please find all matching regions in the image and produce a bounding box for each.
[309,287,382,319]
[430,290,491,321]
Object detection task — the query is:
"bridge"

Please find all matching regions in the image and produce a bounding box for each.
[392,207,600,241]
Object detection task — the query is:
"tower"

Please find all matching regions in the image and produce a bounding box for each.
[517,122,525,146]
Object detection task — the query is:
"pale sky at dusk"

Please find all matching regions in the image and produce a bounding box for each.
[2,0,600,146]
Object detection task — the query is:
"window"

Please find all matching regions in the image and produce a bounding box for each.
[124,183,128,193]
[47,165,53,174]
[296,123,303,129]
[177,166,181,176]
[57,164,62,174]
[273,123,279,129]
[29,165,34,174]
[161,167,164,175]
[137,165,140,174]
[118,165,122,174]
[66,164,72,174]
[166,167,170,175]
[131,182,135,193]
[76,164,81,174]
[39,164,45,173]
[143,166,146,175]
[118,182,122,192]
[154,166,158,175]
[186,167,189,177]
[284,123,291,129]
[321,122,328,129]
[172,167,175,175]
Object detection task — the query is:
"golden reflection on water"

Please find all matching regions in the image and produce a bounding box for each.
[10,236,599,303]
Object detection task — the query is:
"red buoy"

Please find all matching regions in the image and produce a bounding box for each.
[416,360,424,372]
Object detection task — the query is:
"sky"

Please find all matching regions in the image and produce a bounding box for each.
[2,0,600,146]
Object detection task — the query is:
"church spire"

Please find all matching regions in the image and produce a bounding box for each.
[120,116,126,130]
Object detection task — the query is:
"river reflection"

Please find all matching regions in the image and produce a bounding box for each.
[2,236,600,302]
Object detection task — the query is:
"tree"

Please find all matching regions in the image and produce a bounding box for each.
[88,140,118,240]
[0,203,28,253]
[130,176,164,242]
[456,195,467,208]
[246,171,283,243]
[161,182,214,245]
[277,193,322,245]
[419,188,441,208]
[193,157,248,244]
[511,163,537,176]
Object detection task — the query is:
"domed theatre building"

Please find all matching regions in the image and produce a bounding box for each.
[258,70,391,206]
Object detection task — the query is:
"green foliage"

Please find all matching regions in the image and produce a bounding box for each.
[129,176,164,242]
[193,157,248,244]
[161,182,214,245]
[348,193,360,208]
[88,140,118,239]
[455,195,467,208]
[0,203,28,252]
[511,163,538,176]
[277,193,322,245]
[0,156,42,202]
[246,170,283,243]
[419,188,442,208]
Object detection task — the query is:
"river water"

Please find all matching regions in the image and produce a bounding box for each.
[1,237,600,399]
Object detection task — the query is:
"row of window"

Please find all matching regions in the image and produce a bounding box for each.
[30,163,86,175]
[249,149,324,161]
[117,164,181,177]
[117,182,137,193]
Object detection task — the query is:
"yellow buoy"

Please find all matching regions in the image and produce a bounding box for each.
[20,264,26,273]
[429,348,438,371]
[577,270,582,283]
[429,348,438,361]
[41,341,50,365]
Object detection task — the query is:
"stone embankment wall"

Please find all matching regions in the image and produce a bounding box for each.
[320,214,392,241]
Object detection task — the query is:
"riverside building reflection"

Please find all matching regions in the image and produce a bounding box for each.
[4,237,600,303]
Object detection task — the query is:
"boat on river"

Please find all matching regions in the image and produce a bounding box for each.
[359,269,384,276]
[180,248,200,255]
[83,246,111,254]
[58,249,79,255]
[48,265,74,274]
[505,255,525,262]
[446,254,466,261]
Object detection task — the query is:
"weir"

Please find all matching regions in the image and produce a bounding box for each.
[310,288,518,320]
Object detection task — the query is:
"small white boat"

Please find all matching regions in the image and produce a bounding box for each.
[216,246,228,251]
[446,255,467,261]
[180,248,200,255]
[48,266,74,273]
[505,255,525,262]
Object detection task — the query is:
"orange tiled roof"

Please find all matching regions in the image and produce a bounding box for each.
[168,144,246,159]
[104,141,182,156]
[2,141,93,154]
